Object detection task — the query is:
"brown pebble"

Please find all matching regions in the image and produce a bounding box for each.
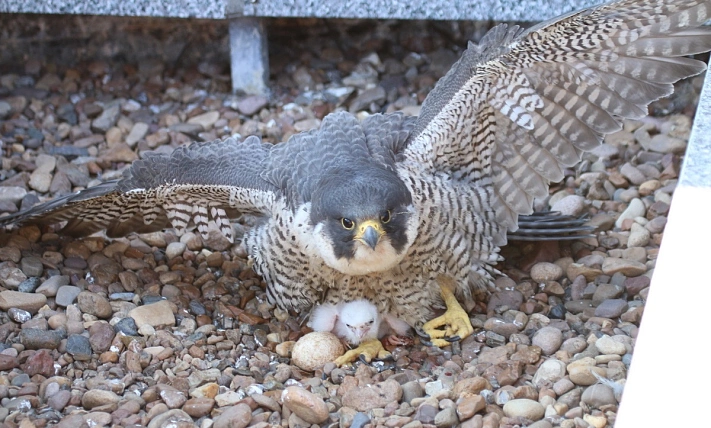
[457,395,486,420]
[213,403,252,428]
[183,397,215,418]
[282,386,330,424]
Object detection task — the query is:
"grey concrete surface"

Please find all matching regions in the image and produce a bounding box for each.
[2,0,600,21]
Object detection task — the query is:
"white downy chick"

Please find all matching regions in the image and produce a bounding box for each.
[310,299,410,346]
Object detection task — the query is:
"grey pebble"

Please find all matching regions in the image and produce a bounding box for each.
[8,308,31,323]
[17,277,43,293]
[55,286,82,307]
[114,317,139,336]
[36,275,70,297]
[351,412,371,428]
[66,334,93,361]
[594,299,629,318]
[20,257,44,277]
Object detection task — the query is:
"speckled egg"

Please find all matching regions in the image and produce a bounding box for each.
[291,331,345,371]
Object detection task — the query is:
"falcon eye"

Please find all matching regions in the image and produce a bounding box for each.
[341,218,355,230]
[380,210,391,224]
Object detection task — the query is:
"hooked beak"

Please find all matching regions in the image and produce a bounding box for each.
[355,220,384,250]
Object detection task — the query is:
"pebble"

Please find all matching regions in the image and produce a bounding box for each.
[282,386,330,424]
[213,404,252,428]
[147,409,195,428]
[457,395,486,419]
[342,379,403,412]
[624,275,651,296]
[0,290,48,313]
[532,326,563,356]
[627,222,651,247]
[594,299,628,318]
[503,399,545,421]
[82,389,120,410]
[56,285,82,306]
[532,359,567,387]
[66,334,93,361]
[165,241,187,259]
[128,300,176,328]
[595,335,627,355]
[21,256,44,277]
[48,390,72,411]
[36,275,69,296]
[20,328,64,349]
[89,322,116,353]
[236,95,269,115]
[581,384,618,407]
[77,291,113,318]
[550,195,586,216]
[114,317,139,336]
[615,198,646,228]
[188,111,220,129]
[567,358,606,386]
[0,186,27,204]
[0,266,27,288]
[530,262,564,282]
[182,397,215,418]
[601,258,647,276]
[17,276,42,293]
[435,407,459,427]
[91,103,120,132]
[21,349,55,376]
[619,163,646,185]
[126,122,149,146]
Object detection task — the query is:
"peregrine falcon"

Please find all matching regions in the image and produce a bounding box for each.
[2,0,711,362]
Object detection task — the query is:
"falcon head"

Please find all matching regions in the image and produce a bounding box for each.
[309,165,418,275]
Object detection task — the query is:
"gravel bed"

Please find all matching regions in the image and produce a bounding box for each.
[0,14,705,428]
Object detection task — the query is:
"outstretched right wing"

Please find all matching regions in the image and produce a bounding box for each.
[404,0,711,243]
[0,136,280,242]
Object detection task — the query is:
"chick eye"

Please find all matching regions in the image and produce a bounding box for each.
[380,210,391,224]
[341,218,355,230]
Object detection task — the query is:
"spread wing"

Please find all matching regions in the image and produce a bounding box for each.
[0,136,279,241]
[0,111,413,241]
[404,0,711,242]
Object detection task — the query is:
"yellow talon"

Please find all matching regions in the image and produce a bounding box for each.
[421,275,474,347]
[334,338,391,367]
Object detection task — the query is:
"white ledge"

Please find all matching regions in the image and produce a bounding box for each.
[616,68,711,425]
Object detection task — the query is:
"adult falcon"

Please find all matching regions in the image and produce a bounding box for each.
[2,0,711,363]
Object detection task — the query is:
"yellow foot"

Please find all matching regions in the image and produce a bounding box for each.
[421,275,474,347]
[334,338,391,367]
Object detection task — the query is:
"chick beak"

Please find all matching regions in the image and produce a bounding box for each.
[357,327,369,339]
[356,220,384,250]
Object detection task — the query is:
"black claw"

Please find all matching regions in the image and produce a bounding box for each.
[415,327,431,340]
[358,354,370,364]
[420,338,434,347]
[445,335,461,343]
